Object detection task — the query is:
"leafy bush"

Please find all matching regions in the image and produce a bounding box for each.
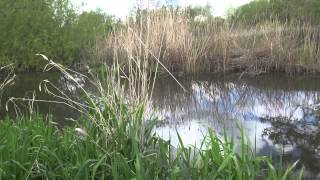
[232,0,320,25]
[0,0,114,71]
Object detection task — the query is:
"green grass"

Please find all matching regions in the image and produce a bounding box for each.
[0,114,303,179]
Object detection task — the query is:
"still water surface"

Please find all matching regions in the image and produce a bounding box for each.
[1,72,320,177]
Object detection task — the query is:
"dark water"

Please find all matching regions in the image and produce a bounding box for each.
[1,72,320,177]
[0,72,85,125]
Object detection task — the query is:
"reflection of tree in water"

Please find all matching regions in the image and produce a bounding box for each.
[260,116,320,175]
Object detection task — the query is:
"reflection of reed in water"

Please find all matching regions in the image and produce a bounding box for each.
[151,75,320,127]
[0,72,88,123]
[0,65,15,113]
[151,75,320,154]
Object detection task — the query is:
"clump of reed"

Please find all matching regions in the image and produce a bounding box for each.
[96,8,320,75]
[219,22,320,74]
[98,8,213,73]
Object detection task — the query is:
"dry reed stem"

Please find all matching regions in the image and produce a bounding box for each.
[94,9,320,75]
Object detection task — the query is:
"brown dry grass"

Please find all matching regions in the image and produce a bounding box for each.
[93,8,320,75]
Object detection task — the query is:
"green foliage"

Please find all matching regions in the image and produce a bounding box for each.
[0,0,72,70]
[0,115,303,179]
[0,0,114,71]
[73,10,113,47]
[232,0,320,25]
[68,10,114,63]
[184,4,213,20]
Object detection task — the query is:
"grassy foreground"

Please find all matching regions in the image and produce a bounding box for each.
[0,115,302,179]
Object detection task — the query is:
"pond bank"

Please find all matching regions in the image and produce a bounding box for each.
[97,16,320,75]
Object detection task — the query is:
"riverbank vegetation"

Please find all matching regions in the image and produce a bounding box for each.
[101,11,320,74]
[2,0,320,74]
[0,116,302,179]
[99,0,320,74]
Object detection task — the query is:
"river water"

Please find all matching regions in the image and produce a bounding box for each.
[1,72,320,177]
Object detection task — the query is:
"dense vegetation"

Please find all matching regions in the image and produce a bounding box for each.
[101,10,320,74]
[0,116,303,179]
[1,0,320,73]
[0,0,113,71]
[232,0,320,25]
